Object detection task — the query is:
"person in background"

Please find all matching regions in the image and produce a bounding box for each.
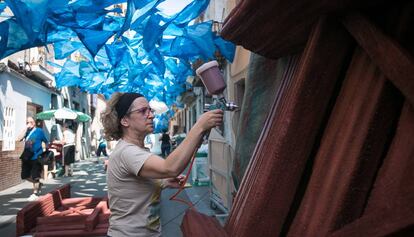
[96,133,108,157]
[18,116,48,201]
[62,122,76,176]
[101,92,223,237]
[48,124,63,176]
[159,130,171,157]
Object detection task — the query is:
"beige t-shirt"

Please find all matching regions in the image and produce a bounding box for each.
[107,139,163,237]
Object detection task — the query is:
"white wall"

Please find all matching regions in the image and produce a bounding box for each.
[205,0,226,22]
[0,71,53,140]
[90,95,106,149]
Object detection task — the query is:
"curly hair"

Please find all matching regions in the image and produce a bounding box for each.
[101,92,123,141]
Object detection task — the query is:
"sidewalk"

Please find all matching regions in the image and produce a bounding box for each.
[0,158,223,236]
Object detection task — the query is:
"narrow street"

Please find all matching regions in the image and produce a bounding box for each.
[1,0,411,236]
[0,157,221,237]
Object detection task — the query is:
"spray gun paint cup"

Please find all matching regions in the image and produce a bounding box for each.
[196,60,226,95]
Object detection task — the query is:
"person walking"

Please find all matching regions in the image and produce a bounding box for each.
[62,122,75,176]
[101,92,223,237]
[159,130,171,157]
[19,116,48,201]
[96,134,108,157]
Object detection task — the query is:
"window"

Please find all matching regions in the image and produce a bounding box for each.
[51,94,58,109]
[73,102,80,111]
[2,106,16,151]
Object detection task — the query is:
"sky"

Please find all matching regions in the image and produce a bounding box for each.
[157,0,193,16]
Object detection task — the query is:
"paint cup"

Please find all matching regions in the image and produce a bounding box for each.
[196,61,226,95]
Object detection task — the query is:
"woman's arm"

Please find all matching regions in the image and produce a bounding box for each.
[17,128,28,141]
[139,109,223,179]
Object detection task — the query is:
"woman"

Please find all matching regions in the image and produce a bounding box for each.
[101,92,223,237]
[19,117,48,201]
[159,130,171,157]
[61,122,76,176]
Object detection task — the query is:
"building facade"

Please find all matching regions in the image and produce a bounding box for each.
[0,46,94,191]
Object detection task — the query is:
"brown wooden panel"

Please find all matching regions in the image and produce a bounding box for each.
[342,12,414,107]
[364,102,414,218]
[287,47,404,237]
[223,18,354,237]
[330,102,414,236]
[181,209,228,237]
[232,53,299,189]
[225,55,299,236]
[393,1,414,55]
[221,0,385,58]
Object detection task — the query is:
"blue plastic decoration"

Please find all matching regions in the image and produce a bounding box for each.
[0,0,236,122]
[5,0,50,43]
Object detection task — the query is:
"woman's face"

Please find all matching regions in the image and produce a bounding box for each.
[124,97,155,136]
[26,117,35,129]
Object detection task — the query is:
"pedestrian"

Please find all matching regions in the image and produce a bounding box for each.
[96,133,108,157]
[18,116,48,201]
[62,122,75,176]
[101,92,223,237]
[159,130,171,157]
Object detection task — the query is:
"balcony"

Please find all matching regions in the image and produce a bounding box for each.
[30,64,55,87]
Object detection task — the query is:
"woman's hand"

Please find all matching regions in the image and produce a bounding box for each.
[195,109,224,132]
[164,174,186,189]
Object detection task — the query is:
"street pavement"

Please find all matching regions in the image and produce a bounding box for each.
[0,158,224,237]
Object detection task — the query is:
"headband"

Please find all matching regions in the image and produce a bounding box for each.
[115,93,144,119]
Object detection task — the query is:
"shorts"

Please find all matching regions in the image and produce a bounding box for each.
[21,159,42,180]
[63,145,75,165]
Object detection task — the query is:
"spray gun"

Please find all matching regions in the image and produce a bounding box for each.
[194,60,238,146]
[170,61,238,205]
[170,60,238,204]
[195,60,239,112]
